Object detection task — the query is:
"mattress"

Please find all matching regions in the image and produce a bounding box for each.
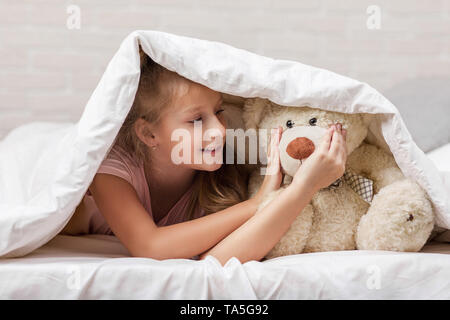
[0,234,449,299]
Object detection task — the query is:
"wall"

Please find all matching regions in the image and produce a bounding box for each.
[0,0,449,139]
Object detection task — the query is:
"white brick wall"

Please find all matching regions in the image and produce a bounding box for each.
[0,0,449,139]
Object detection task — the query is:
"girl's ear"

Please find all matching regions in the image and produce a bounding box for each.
[134,118,157,147]
[242,98,270,129]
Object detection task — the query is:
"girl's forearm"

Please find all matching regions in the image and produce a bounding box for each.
[146,197,259,260]
[199,177,317,265]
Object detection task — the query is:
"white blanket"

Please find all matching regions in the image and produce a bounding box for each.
[1,235,449,299]
[0,30,449,258]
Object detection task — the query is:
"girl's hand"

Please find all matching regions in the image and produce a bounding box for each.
[291,123,348,192]
[253,126,283,206]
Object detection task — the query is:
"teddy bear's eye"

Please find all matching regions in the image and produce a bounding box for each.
[309,118,317,126]
[286,120,294,128]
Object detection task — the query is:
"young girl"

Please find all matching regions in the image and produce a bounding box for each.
[61,46,347,265]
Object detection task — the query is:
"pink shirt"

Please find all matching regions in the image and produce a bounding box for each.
[83,144,205,235]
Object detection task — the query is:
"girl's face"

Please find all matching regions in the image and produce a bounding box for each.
[140,82,226,172]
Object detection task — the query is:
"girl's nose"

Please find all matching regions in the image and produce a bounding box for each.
[204,116,226,142]
[211,115,226,137]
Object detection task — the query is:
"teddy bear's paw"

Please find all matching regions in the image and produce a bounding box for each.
[264,204,314,259]
[356,179,434,252]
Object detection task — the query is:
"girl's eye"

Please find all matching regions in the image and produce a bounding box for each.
[309,118,317,126]
[189,117,202,123]
[189,109,224,123]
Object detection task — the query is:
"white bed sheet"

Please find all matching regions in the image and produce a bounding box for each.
[0,234,449,299]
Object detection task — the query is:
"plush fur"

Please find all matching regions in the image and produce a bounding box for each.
[242,98,434,259]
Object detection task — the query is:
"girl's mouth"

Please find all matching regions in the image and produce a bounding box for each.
[201,145,223,155]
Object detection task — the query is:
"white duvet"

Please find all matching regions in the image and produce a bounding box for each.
[0,30,449,260]
[1,234,449,299]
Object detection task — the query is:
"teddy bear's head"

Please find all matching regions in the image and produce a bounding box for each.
[242,98,370,177]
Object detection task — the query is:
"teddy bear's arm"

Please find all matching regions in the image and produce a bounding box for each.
[350,143,434,252]
[356,179,434,251]
[346,142,405,193]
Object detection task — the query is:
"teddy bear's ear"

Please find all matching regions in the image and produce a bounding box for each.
[242,98,270,129]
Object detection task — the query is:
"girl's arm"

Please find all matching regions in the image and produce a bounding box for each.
[89,173,260,260]
[198,176,317,264]
[199,124,347,265]
[89,161,281,260]
[89,128,284,261]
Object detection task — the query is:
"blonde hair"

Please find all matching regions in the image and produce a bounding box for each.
[114,44,248,220]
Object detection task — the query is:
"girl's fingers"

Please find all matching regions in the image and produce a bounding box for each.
[267,129,275,157]
[336,128,347,163]
[329,128,343,156]
[265,128,281,176]
[270,127,281,158]
[340,129,348,162]
[338,142,347,163]
[318,126,334,153]
[277,126,283,142]
[330,123,346,156]
[273,126,281,145]
[267,127,279,167]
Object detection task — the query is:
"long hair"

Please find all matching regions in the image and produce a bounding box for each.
[113,44,248,220]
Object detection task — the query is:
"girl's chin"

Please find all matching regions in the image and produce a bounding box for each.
[192,162,223,171]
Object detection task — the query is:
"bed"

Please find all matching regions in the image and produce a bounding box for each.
[1,144,449,300]
[1,30,449,299]
[0,235,449,299]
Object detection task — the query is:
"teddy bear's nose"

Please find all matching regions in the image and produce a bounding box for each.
[286,137,315,160]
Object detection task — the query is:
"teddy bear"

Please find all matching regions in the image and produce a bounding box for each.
[241,97,435,259]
